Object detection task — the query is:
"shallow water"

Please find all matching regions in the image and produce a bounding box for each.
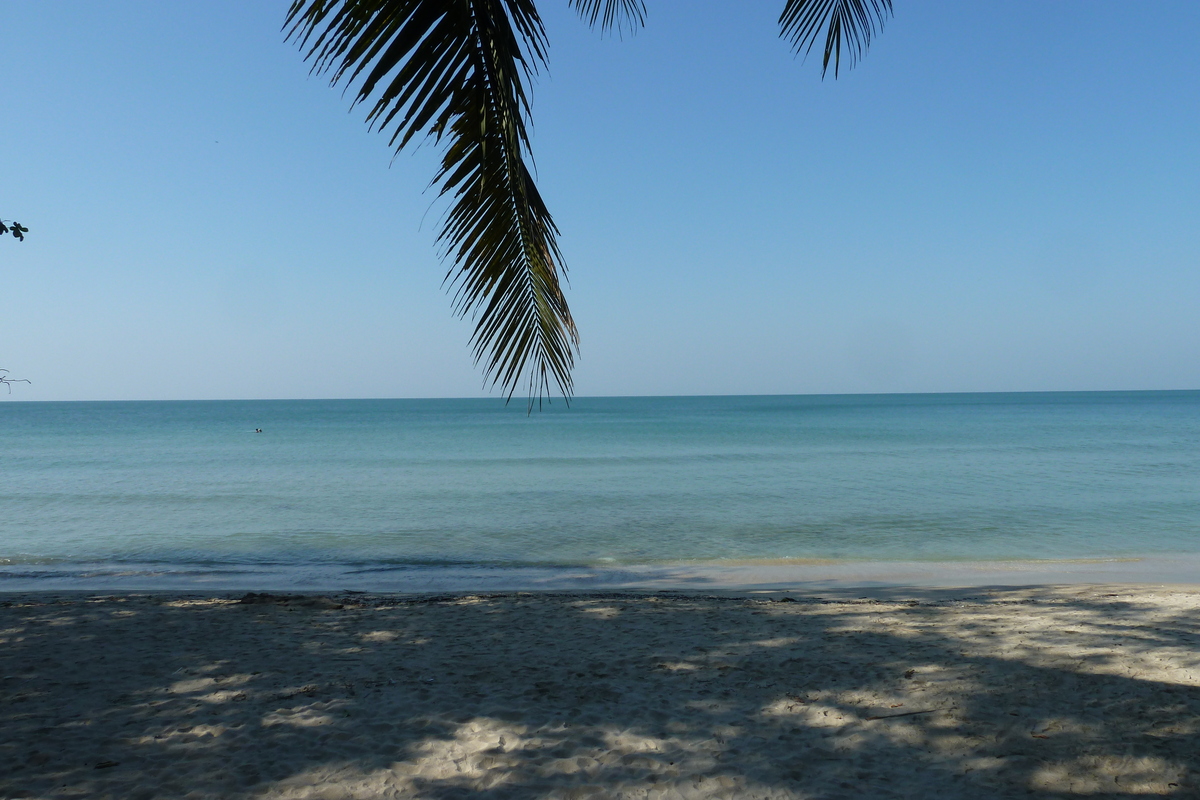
[2,392,1198,588]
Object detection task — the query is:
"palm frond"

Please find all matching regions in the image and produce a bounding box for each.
[779,0,892,78]
[286,0,578,404]
[568,0,645,35]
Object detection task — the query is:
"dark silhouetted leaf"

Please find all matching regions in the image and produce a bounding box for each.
[568,0,645,35]
[780,0,892,78]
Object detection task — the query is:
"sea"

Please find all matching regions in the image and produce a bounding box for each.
[2,392,1199,592]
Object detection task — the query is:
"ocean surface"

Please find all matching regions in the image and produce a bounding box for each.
[2,392,1199,591]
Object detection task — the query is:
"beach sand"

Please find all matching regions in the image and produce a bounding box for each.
[2,587,1198,799]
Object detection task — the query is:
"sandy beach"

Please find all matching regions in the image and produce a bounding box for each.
[2,586,1199,799]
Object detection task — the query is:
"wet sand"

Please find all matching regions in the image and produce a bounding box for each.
[5,554,1200,595]
[2,586,1199,798]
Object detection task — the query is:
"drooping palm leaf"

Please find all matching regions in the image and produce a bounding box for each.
[286,0,577,403]
[780,0,892,78]
[568,0,645,35]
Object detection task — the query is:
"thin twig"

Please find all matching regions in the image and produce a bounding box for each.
[864,708,938,721]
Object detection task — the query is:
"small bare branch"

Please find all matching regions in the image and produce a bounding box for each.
[0,369,30,393]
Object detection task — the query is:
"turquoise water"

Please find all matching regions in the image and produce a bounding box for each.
[2,392,1199,587]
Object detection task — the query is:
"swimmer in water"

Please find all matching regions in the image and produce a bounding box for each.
[255,428,262,433]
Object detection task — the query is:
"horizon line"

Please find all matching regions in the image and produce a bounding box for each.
[3,388,1198,404]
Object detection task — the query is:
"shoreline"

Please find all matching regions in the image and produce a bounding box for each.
[2,586,1198,798]
[2,552,1199,593]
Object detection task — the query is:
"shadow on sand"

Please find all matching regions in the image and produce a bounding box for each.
[1,586,1198,799]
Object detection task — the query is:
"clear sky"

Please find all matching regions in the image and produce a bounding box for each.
[2,1,1198,400]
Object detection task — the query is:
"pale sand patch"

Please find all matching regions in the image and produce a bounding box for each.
[0,587,1197,799]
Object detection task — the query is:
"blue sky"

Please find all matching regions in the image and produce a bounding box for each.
[2,1,1198,400]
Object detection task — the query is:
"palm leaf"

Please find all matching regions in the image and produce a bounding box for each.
[779,0,892,78]
[286,0,578,403]
[568,0,645,35]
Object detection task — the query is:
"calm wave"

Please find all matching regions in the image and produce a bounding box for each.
[2,392,1199,588]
